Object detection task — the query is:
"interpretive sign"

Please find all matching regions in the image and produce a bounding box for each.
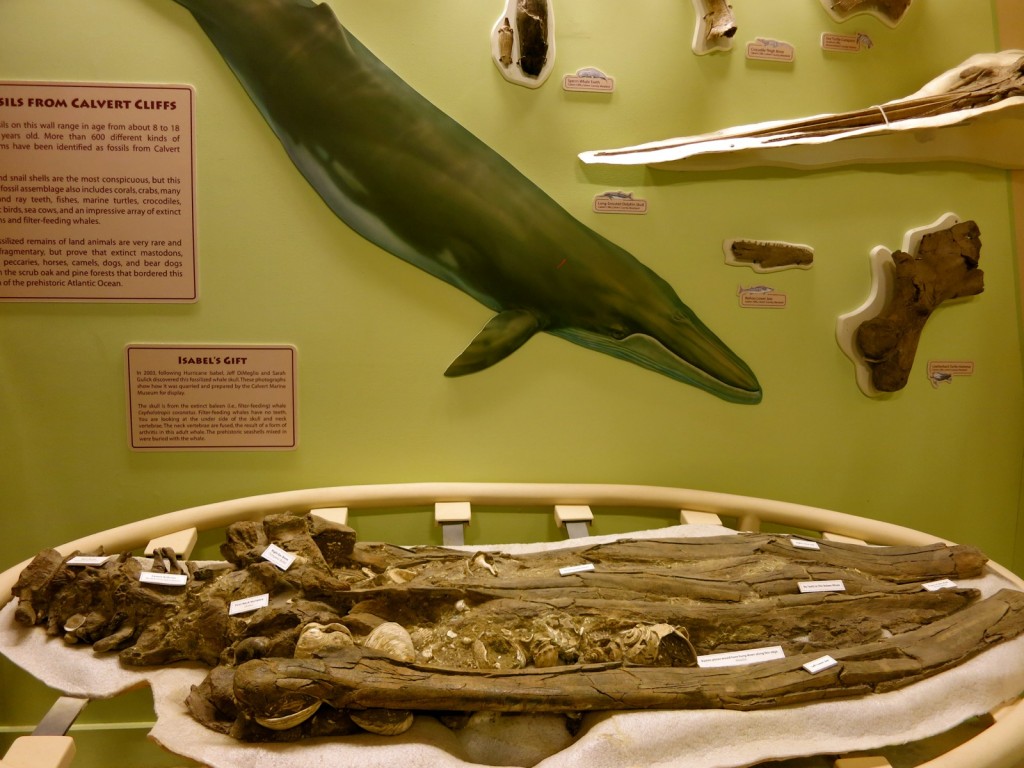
[0,81,196,301]
[125,345,298,451]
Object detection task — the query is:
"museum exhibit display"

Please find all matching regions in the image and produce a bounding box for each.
[4,483,1024,768]
[1,1,1022,767]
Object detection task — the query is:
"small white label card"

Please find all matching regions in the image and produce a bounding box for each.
[140,571,188,586]
[798,579,846,594]
[697,645,786,668]
[791,538,821,551]
[67,556,111,566]
[559,563,596,576]
[229,593,270,615]
[803,655,838,674]
[923,578,958,592]
[261,543,296,571]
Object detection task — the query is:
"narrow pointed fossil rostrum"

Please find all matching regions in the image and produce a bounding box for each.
[10,511,1024,742]
[580,51,1024,169]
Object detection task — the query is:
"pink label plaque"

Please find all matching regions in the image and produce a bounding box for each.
[125,345,298,451]
[0,82,196,302]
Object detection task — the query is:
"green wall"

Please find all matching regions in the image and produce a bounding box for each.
[2,0,1024,757]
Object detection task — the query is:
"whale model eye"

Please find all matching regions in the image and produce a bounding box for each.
[610,327,629,340]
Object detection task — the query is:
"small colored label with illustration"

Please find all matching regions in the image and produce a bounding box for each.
[821,32,873,52]
[746,38,795,62]
[927,360,974,387]
[738,285,787,308]
[593,191,647,215]
[563,68,615,92]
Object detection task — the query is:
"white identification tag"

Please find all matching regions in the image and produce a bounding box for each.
[791,538,821,550]
[67,556,110,566]
[696,645,786,668]
[229,593,270,615]
[803,655,838,674]
[798,579,846,594]
[923,578,958,591]
[139,571,188,586]
[261,544,296,571]
[559,563,595,576]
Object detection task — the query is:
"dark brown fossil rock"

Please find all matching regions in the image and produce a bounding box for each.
[10,512,1023,745]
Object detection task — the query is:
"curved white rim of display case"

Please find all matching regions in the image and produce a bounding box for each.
[1,482,1022,768]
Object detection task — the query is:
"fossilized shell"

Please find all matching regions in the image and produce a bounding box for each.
[63,614,87,633]
[530,637,561,668]
[350,708,414,736]
[254,700,322,730]
[385,567,418,584]
[364,622,416,662]
[294,622,354,659]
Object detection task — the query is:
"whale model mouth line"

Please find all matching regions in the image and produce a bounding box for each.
[168,0,762,404]
[550,328,762,404]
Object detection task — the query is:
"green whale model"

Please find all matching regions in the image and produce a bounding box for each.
[169,0,762,404]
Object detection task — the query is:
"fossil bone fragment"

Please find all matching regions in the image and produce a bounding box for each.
[691,0,737,55]
[725,240,814,272]
[838,214,984,395]
[822,0,912,26]
[581,51,1024,170]
[491,0,555,87]
[10,511,1022,747]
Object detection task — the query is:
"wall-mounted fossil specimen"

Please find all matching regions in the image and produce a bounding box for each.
[691,0,737,55]
[837,214,984,395]
[725,239,814,272]
[10,510,1024,746]
[821,0,912,27]
[580,51,1024,170]
[491,0,556,87]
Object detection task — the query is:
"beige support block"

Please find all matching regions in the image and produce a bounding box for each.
[834,757,892,768]
[435,501,472,525]
[680,509,723,526]
[144,527,198,559]
[310,506,349,526]
[554,505,594,525]
[823,532,868,545]
[1,736,75,768]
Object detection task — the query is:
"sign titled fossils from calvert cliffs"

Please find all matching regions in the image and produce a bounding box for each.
[0,81,196,302]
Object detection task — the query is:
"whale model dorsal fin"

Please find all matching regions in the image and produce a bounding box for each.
[445,309,542,377]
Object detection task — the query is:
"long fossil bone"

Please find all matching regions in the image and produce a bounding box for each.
[580,51,1024,170]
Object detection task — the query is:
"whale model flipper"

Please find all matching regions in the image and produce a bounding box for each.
[446,309,543,377]
[168,0,762,404]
